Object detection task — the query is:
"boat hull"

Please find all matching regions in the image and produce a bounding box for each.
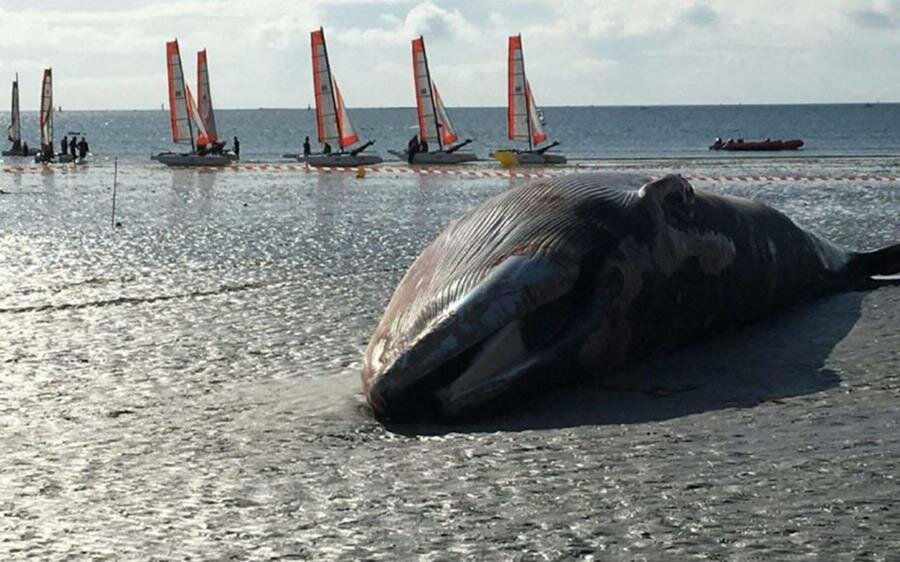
[711,139,804,152]
[304,153,383,167]
[494,150,567,165]
[152,152,236,167]
[388,150,479,165]
[2,148,39,157]
[35,153,77,164]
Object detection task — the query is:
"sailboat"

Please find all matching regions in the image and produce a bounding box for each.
[34,68,75,164]
[496,34,565,165]
[3,74,38,156]
[152,40,234,167]
[304,27,382,167]
[389,36,477,165]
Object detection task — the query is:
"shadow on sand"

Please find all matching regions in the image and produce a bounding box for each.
[387,291,865,435]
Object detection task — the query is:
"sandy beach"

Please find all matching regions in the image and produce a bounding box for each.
[1,157,897,559]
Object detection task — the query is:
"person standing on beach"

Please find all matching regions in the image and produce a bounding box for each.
[233,136,240,159]
[303,136,311,157]
[61,135,68,156]
[69,136,77,159]
[406,134,419,163]
[78,137,88,160]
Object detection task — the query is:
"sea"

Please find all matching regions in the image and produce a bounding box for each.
[3,103,900,163]
[1,105,898,560]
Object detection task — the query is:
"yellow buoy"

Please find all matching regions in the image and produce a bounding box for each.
[493,150,519,169]
[356,167,367,179]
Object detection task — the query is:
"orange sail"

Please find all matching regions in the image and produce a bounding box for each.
[412,36,458,148]
[166,40,193,146]
[165,39,209,149]
[197,49,218,144]
[39,68,53,152]
[311,27,358,149]
[507,34,547,148]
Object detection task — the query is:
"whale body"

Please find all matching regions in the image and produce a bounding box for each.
[362,174,899,420]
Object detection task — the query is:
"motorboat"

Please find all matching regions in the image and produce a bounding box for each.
[710,138,804,152]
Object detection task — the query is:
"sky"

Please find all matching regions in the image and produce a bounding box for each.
[0,0,898,110]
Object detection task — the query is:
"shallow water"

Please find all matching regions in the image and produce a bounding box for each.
[1,159,898,559]
[3,104,900,165]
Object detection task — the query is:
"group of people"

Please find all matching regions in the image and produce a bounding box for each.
[8,139,29,155]
[405,134,428,163]
[196,136,240,159]
[60,135,90,160]
[303,136,333,156]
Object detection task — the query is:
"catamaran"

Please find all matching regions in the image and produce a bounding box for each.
[496,34,566,165]
[34,68,76,164]
[3,74,38,157]
[153,40,234,167]
[389,36,476,165]
[305,27,382,167]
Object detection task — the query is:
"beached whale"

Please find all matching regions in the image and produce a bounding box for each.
[362,174,899,421]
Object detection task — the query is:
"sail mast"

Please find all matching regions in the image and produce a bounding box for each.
[419,37,443,151]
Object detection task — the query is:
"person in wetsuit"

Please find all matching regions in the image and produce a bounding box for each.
[60,136,68,156]
[69,136,77,159]
[406,134,419,163]
[233,136,240,159]
[303,136,311,157]
[323,142,332,155]
[78,137,89,160]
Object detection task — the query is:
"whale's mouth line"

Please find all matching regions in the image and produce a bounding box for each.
[373,290,590,421]
[375,327,502,421]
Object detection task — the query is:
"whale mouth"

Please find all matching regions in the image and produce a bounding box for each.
[365,287,582,421]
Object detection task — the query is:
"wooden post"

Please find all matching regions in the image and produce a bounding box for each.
[111,157,118,227]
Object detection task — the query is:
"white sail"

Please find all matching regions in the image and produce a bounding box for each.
[412,36,458,148]
[186,85,209,144]
[8,76,20,143]
[39,68,53,151]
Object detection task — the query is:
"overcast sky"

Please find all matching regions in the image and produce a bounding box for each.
[1,0,898,110]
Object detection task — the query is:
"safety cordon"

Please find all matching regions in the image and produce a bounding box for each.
[2,162,898,183]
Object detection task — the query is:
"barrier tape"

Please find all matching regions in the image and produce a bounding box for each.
[2,162,898,183]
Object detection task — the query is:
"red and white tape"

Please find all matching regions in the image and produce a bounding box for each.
[2,163,898,183]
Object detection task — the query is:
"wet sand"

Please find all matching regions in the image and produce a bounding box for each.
[1,160,897,559]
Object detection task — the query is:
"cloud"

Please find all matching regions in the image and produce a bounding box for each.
[335,1,478,45]
[850,0,900,28]
[681,3,719,27]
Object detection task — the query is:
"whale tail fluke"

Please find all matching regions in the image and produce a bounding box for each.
[848,243,900,287]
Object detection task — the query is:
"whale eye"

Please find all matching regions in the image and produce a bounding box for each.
[663,189,694,225]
